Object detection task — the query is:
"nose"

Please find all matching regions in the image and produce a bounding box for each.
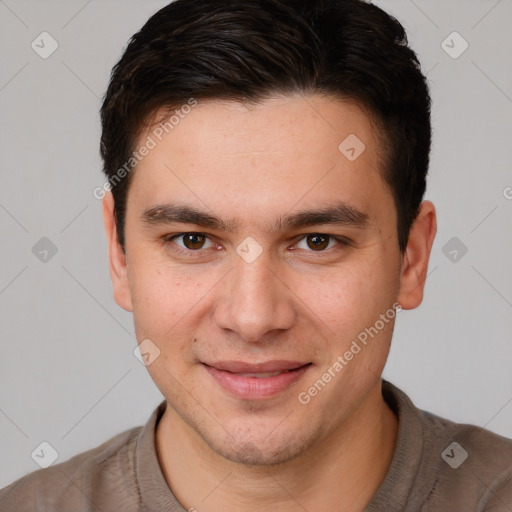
[213,253,296,343]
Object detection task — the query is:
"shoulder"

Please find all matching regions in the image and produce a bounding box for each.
[380,381,512,511]
[421,409,512,510]
[0,426,142,511]
[422,407,512,468]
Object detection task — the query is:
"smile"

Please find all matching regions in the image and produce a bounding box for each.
[201,361,312,400]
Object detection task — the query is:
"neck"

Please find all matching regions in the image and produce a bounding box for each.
[156,381,397,512]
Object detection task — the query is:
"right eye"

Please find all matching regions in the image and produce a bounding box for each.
[169,232,215,251]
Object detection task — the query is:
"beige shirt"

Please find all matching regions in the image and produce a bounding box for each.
[1,381,511,511]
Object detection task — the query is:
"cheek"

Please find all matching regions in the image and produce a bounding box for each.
[127,259,204,342]
[290,257,397,339]
[128,262,209,391]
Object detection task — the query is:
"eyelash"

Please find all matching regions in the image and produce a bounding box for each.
[163,232,350,256]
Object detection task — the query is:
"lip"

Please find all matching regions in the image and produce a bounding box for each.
[202,360,312,400]
[204,360,308,373]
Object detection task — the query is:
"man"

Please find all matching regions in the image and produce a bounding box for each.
[1,0,511,510]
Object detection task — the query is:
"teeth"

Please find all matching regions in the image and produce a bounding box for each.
[236,371,285,378]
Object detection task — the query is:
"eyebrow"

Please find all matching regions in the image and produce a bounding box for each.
[140,203,369,231]
[280,204,369,230]
[141,205,234,231]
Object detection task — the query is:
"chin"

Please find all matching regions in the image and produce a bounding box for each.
[201,429,315,467]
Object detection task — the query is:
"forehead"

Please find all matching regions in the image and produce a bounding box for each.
[143,95,380,162]
[129,95,393,227]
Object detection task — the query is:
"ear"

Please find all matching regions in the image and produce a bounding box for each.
[103,192,133,312]
[397,200,437,310]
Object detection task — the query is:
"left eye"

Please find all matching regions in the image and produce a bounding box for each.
[171,233,215,251]
[296,234,339,251]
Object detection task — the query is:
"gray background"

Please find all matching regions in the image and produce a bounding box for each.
[0,0,511,487]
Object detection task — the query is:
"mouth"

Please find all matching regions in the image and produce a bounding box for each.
[201,360,312,400]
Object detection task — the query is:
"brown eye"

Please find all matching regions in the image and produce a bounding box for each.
[306,234,330,251]
[182,233,207,250]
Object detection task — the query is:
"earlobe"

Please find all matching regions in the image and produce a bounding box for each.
[397,201,437,310]
[103,192,133,312]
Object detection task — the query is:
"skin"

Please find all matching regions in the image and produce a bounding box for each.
[103,95,436,511]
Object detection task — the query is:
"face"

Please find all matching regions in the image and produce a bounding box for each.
[104,95,434,465]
